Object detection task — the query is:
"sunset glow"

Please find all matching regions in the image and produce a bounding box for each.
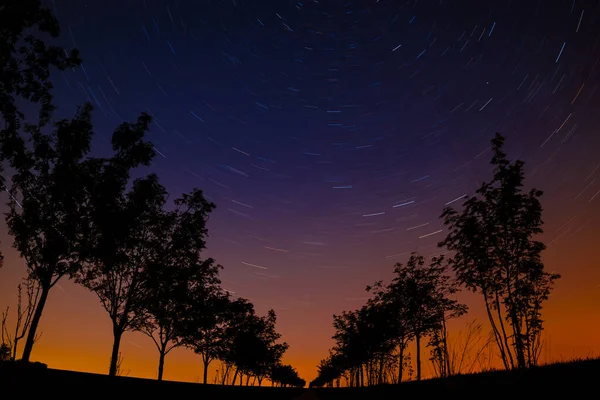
[2,0,600,387]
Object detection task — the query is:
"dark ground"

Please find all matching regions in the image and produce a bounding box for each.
[313,358,600,398]
[2,358,598,398]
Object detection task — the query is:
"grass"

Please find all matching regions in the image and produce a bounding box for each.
[2,358,599,398]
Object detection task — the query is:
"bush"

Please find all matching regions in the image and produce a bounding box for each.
[0,343,11,361]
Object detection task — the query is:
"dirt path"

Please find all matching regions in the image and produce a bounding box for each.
[292,389,320,400]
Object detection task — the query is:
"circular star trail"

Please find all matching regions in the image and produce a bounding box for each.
[4,0,600,383]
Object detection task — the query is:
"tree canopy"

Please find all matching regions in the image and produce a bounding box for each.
[140,188,218,380]
[4,104,97,362]
[439,133,560,369]
[0,0,80,182]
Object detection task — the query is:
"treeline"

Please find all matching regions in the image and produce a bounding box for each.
[310,134,561,388]
[0,0,304,388]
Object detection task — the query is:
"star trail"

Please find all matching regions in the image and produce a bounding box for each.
[2,0,600,384]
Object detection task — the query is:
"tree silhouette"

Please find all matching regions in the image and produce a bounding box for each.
[3,104,99,362]
[311,354,345,388]
[140,188,217,381]
[439,133,560,369]
[313,252,466,387]
[217,304,288,386]
[0,0,80,182]
[424,255,467,378]
[0,4,84,363]
[313,307,381,386]
[177,288,232,384]
[246,310,289,386]
[74,114,157,376]
[213,297,255,385]
[270,364,305,387]
[330,310,362,386]
[327,304,392,387]
[356,303,397,385]
[366,280,414,383]
[79,173,167,376]
[378,253,466,381]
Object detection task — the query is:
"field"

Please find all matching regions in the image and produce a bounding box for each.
[2,358,599,398]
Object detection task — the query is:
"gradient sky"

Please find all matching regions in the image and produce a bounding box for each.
[1,0,600,385]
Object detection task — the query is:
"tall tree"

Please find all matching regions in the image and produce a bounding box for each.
[439,133,560,369]
[140,188,217,381]
[179,291,236,384]
[0,0,80,182]
[382,253,441,381]
[366,280,414,383]
[79,173,165,376]
[75,114,156,376]
[4,104,97,362]
[226,308,288,386]
[331,310,362,387]
[424,255,467,378]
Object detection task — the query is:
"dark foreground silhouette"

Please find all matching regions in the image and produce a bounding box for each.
[311,358,600,398]
[0,361,303,398]
[2,358,600,398]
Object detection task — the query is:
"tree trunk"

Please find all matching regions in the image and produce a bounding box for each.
[416,333,421,381]
[508,303,526,368]
[222,364,231,384]
[157,343,167,381]
[442,319,450,376]
[359,365,364,387]
[12,338,20,361]
[20,285,49,362]
[108,325,123,376]
[495,291,515,369]
[203,359,209,384]
[483,292,510,370]
[398,344,405,383]
[504,260,526,369]
[232,369,239,385]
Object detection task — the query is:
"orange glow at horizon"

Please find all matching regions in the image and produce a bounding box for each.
[1,210,599,385]
[4,0,600,390]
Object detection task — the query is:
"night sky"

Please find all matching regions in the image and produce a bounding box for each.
[1,0,600,384]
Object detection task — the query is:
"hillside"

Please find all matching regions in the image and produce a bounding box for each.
[0,362,304,399]
[313,358,600,398]
[2,358,598,398]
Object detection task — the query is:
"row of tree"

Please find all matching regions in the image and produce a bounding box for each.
[310,134,561,387]
[0,0,304,387]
